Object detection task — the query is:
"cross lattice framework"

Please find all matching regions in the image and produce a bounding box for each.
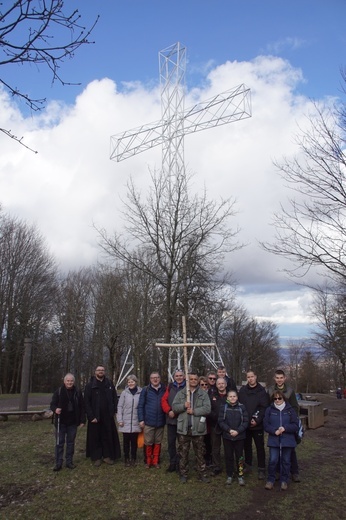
[110,42,252,177]
[110,43,251,380]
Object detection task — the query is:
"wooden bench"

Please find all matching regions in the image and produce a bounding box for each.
[0,410,47,421]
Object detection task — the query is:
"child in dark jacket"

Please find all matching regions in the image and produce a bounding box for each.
[218,390,249,486]
[263,390,299,491]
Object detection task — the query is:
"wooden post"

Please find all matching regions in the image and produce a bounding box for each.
[19,337,32,411]
[155,315,215,396]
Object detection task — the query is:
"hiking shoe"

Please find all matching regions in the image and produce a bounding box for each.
[53,464,62,472]
[265,481,274,490]
[166,464,176,473]
[292,473,301,482]
[225,477,233,485]
[281,482,288,491]
[238,477,245,486]
[66,463,76,469]
[199,475,211,483]
[94,460,102,467]
[258,470,266,480]
[180,475,187,483]
[103,457,114,465]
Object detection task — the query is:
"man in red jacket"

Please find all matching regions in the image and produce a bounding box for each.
[161,369,186,472]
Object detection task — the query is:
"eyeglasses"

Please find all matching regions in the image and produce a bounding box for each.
[274,397,283,401]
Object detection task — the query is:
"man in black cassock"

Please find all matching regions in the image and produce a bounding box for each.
[84,365,121,466]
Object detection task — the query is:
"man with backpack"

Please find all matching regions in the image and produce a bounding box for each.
[50,373,85,471]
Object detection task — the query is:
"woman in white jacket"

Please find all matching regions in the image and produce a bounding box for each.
[117,375,142,466]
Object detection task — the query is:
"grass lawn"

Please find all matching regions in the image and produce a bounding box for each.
[0,394,345,520]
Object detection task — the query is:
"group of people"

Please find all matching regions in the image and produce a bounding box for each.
[50,365,301,492]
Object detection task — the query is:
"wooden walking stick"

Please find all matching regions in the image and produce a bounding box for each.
[155,315,215,395]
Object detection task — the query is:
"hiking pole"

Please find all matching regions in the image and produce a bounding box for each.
[56,414,60,446]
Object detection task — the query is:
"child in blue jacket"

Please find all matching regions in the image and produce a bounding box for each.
[218,390,249,486]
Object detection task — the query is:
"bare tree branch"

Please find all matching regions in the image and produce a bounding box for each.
[0,1,99,149]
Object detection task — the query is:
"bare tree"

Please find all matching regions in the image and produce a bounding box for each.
[98,169,242,347]
[0,0,98,149]
[261,87,346,282]
[312,286,346,388]
[0,210,57,393]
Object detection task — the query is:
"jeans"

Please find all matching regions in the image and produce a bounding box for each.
[268,446,292,483]
[55,423,77,465]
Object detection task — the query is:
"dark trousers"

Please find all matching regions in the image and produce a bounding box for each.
[210,428,222,469]
[167,424,179,465]
[204,433,212,464]
[268,446,292,483]
[223,438,244,478]
[55,423,77,465]
[244,428,266,469]
[123,432,139,460]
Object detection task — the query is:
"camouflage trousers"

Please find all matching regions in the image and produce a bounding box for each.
[177,431,206,477]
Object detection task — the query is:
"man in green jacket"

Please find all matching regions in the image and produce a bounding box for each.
[172,372,211,483]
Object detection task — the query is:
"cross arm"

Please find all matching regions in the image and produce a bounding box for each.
[110,84,251,162]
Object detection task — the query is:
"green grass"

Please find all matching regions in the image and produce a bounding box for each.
[0,416,345,520]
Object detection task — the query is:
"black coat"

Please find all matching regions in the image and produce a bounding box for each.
[50,385,85,427]
[209,391,227,430]
[84,376,121,461]
[84,376,118,422]
[238,383,269,431]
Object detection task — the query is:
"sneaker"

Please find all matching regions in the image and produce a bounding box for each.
[94,460,102,467]
[199,475,211,483]
[243,463,252,474]
[66,463,76,469]
[258,470,266,480]
[265,481,274,490]
[281,482,288,491]
[212,467,222,476]
[103,457,114,465]
[152,464,160,469]
[53,463,62,472]
[238,477,245,486]
[225,477,233,485]
[180,475,187,483]
[166,464,176,473]
[125,459,131,467]
[291,473,301,483]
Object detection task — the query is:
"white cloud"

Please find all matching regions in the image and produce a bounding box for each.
[0,56,328,333]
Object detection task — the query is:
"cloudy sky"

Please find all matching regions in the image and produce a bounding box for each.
[1,1,345,341]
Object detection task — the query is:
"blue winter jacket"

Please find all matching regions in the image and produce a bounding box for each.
[138,384,166,427]
[263,402,299,448]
